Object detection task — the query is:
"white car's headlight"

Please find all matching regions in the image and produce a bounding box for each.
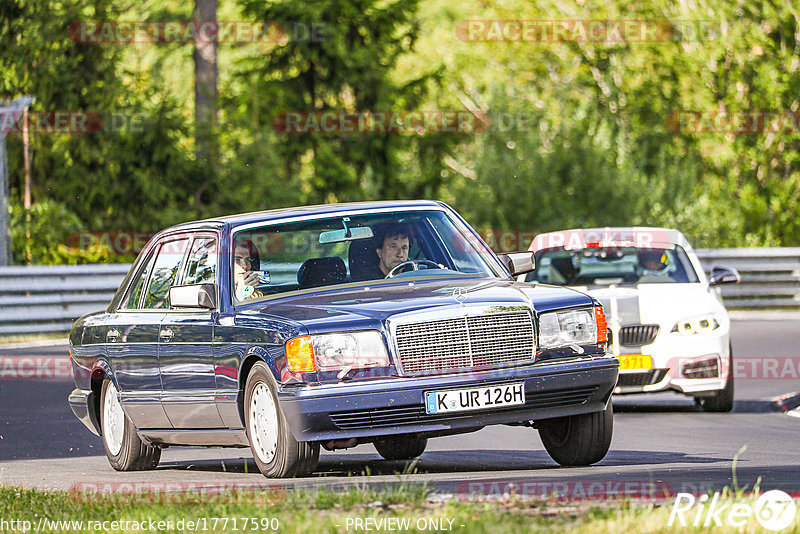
[538,309,597,350]
[312,331,390,371]
[670,315,721,335]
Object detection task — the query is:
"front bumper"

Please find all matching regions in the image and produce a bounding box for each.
[614,331,729,395]
[278,357,618,442]
[69,388,101,436]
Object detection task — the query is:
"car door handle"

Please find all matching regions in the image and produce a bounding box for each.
[106,328,120,342]
[159,328,174,342]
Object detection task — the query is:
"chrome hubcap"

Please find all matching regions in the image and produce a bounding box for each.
[103,383,124,455]
[250,383,279,464]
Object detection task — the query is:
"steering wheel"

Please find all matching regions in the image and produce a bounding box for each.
[385,259,443,278]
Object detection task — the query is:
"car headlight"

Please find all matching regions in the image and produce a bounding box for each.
[538,308,599,350]
[670,315,721,335]
[285,331,390,373]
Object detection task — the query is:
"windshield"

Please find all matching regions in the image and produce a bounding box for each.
[525,245,699,286]
[231,210,501,301]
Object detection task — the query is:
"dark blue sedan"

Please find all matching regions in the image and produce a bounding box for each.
[68,200,618,478]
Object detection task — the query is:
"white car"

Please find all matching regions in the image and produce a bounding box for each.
[520,227,740,411]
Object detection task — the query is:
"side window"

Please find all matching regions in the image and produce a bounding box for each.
[121,252,156,309]
[143,238,189,309]
[183,237,217,285]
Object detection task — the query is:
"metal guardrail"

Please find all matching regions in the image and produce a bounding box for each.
[0,248,798,336]
[695,248,800,309]
[0,264,130,335]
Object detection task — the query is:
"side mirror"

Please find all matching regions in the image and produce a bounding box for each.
[497,251,536,277]
[708,265,740,286]
[169,283,218,309]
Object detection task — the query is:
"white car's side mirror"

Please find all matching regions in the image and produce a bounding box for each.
[708,265,740,286]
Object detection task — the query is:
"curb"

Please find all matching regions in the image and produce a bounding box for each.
[729,310,800,321]
[0,338,69,350]
[773,392,800,414]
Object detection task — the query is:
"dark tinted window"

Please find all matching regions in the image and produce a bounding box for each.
[143,238,189,309]
[183,237,217,285]
[122,252,156,309]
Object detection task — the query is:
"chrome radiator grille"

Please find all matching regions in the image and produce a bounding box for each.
[394,310,535,375]
[619,324,660,347]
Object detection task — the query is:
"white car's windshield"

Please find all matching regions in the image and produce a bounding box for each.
[231,210,501,301]
[526,245,699,286]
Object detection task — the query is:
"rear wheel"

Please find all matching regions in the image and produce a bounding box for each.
[698,346,734,413]
[100,378,160,471]
[374,435,427,460]
[244,362,319,478]
[538,403,613,466]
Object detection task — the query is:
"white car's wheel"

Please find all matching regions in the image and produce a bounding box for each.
[244,362,319,478]
[538,402,613,466]
[698,345,735,413]
[100,378,161,470]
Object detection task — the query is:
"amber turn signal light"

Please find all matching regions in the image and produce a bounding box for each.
[285,336,317,373]
[594,306,608,344]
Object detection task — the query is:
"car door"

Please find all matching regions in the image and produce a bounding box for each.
[105,246,171,429]
[158,234,224,428]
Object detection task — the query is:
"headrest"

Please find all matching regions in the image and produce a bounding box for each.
[348,239,379,282]
[297,257,347,289]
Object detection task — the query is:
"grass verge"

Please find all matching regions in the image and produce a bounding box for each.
[0,484,798,533]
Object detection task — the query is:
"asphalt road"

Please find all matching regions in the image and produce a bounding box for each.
[1,318,799,499]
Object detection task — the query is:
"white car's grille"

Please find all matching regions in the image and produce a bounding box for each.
[619,324,660,347]
[394,310,535,375]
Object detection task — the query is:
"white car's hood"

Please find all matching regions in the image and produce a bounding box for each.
[572,283,721,326]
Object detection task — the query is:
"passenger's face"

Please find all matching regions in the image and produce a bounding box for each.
[376,235,409,275]
[233,244,253,283]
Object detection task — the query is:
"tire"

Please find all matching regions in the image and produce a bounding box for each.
[244,362,319,478]
[698,346,735,413]
[374,435,427,461]
[538,402,613,466]
[100,378,161,471]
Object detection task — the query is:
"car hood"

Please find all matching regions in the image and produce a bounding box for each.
[572,283,721,326]
[252,278,593,333]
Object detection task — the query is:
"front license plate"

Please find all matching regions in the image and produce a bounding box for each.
[425,383,525,415]
[618,354,653,370]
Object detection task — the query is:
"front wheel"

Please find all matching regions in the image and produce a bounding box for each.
[538,403,613,466]
[374,435,427,460]
[697,346,735,413]
[100,378,161,471]
[244,362,319,478]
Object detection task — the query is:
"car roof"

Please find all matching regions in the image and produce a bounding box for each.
[184,200,445,229]
[151,200,448,236]
[529,226,692,251]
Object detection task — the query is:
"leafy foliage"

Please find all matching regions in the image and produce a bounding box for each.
[1,0,799,264]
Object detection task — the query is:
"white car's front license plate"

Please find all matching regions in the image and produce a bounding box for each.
[424,382,525,414]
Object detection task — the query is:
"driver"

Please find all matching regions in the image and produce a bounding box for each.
[373,223,413,278]
[637,249,670,281]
